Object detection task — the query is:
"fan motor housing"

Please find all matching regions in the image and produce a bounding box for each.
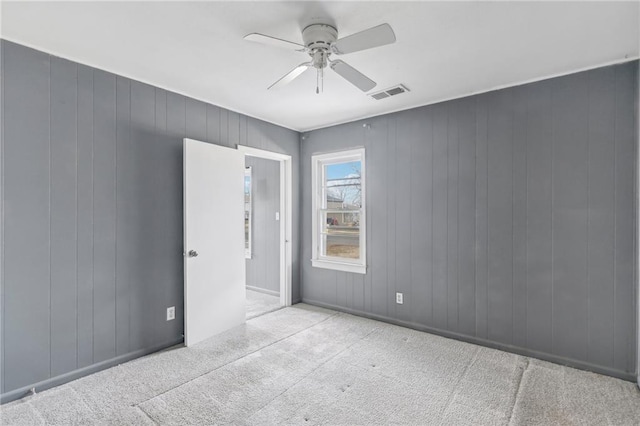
[302,24,338,50]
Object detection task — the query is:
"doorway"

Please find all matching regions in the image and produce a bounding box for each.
[237,145,293,319]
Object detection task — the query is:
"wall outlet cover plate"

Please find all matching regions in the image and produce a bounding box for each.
[167,306,176,321]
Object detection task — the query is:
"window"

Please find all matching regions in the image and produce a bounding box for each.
[244,167,252,258]
[312,148,366,274]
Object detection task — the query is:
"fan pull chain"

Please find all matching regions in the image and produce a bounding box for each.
[316,68,319,94]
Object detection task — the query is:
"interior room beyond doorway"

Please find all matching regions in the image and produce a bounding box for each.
[245,155,283,319]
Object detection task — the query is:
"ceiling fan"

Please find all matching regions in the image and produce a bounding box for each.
[244,23,396,93]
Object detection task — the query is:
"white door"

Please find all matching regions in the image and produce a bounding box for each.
[183,138,246,346]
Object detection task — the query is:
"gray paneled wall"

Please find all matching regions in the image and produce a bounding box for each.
[637,58,640,387]
[0,40,300,399]
[301,61,638,379]
[245,157,281,295]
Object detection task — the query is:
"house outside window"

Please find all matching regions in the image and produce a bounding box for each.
[311,148,366,274]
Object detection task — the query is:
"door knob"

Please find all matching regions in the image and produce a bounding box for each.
[188,250,198,257]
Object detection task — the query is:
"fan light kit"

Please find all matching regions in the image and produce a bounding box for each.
[244,23,396,94]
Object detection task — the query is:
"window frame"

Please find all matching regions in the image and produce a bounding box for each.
[244,166,252,259]
[311,148,366,274]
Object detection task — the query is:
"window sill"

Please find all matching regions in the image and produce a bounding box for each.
[312,259,366,274]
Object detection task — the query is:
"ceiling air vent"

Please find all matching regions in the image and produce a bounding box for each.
[369,84,410,100]
[371,92,390,100]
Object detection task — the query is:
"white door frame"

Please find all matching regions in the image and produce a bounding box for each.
[237,145,293,307]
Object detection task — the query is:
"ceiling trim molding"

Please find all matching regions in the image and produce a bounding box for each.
[302,55,640,133]
[2,36,637,134]
[0,36,301,133]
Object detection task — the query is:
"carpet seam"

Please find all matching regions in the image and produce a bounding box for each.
[438,346,480,424]
[245,327,380,423]
[50,376,159,425]
[136,404,160,426]
[0,400,47,425]
[506,358,530,426]
[335,339,478,390]
[133,310,342,407]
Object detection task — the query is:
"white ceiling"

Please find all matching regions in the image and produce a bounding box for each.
[1,1,638,132]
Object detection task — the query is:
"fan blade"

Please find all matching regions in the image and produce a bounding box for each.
[330,60,376,92]
[332,23,396,55]
[268,63,311,90]
[244,33,303,50]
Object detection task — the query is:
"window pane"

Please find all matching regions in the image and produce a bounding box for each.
[312,148,366,273]
[324,161,361,210]
[322,211,360,260]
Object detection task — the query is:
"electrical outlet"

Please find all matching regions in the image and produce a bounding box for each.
[396,292,403,304]
[166,306,175,321]
[275,212,280,221]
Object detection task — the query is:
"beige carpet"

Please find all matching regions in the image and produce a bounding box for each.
[1,304,639,425]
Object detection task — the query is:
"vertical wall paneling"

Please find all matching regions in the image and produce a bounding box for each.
[385,120,399,317]
[0,40,300,400]
[446,101,459,332]
[228,111,240,146]
[1,40,4,394]
[92,70,117,363]
[409,108,432,325]
[220,108,229,147]
[115,76,131,356]
[613,63,637,373]
[636,60,640,387]
[144,83,163,347]
[185,99,207,144]
[457,98,477,337]
[386,118,397,319]
[50,57,78,376]
[206,104,221,145]
[432,103,449,330]
[154,88,182,343]
[369,118,389,318]
[246,117,260,151]
[0,38,635,398]
[353,274,364,312]
[363,124,373,313]
[239,115,248,147]
[525,81,554,354]
[336,272,347,309]
[587,67,616,367]
[130,81,156,351]
[395,111,414,323]
[474,95,489,340]
[511,87,528,349]
[301,61,638,379]
[165,92,187,337]
[76,64,95,368]
[487,89,514,345]
[3,42,51,391]
[152,88,168,343]
[551,73,590,361]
